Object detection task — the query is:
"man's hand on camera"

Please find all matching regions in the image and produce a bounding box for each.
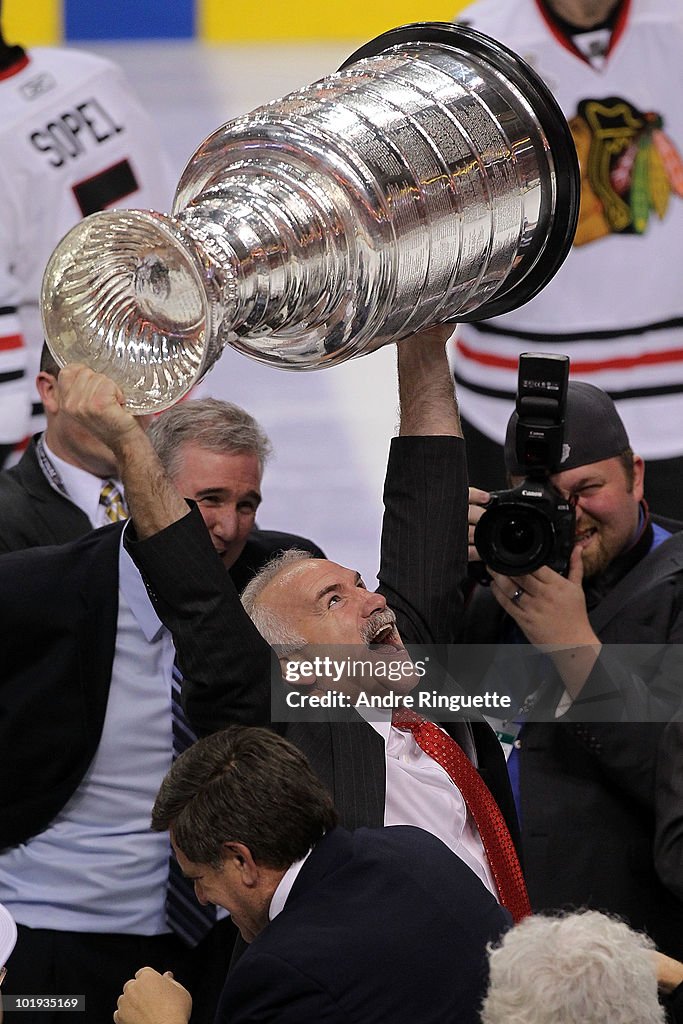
[488,546,602,699]
[468,486,490,562]
[488,546,596,645]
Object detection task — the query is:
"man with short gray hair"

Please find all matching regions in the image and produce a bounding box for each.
[145,398,322,589]
[0,376,320,1020]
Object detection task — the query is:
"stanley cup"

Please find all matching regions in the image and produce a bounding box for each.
[41,22,580,413]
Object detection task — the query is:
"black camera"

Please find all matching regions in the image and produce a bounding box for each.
[473,353,576,578]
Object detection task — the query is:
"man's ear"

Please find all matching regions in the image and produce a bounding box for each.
[222,842,259,886]
[36,371,58,413]
[632,454,645,503]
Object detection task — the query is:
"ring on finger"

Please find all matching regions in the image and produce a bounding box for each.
[511,587,524,605]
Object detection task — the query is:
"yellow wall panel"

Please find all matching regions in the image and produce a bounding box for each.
[3,0,61,45]
[4,0,472,45]
[200,0,472,42]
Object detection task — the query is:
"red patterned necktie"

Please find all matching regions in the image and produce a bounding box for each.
[392,707,531,923]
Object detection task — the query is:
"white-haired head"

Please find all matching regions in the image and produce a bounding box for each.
[241,548,314,655]
[481,910,665,1024]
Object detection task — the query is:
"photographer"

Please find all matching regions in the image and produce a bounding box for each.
[461,377,683,960]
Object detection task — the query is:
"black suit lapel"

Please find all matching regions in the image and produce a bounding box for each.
[286,719,386,830]
[329,720,386,830]
[78,525,123,754]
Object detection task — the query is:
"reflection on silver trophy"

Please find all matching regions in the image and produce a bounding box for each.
[41,22,579,412]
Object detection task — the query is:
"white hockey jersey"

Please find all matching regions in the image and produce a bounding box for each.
[452,0,683,460]
[0,46,174,444]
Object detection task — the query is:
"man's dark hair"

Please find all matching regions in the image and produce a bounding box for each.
[152,726,338,868]
[39,342,61,378]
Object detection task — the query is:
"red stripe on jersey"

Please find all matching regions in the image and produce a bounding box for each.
[0,335,24,352]
[535,0,587,62]
[533,0,631,65]
[456,337,683,374]
[607,0,632,58]
[0,54,30,81]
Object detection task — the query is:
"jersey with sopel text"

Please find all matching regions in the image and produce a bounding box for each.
[451,0,683,461]
[0,46,174,444]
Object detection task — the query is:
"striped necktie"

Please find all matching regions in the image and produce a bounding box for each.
[392,707,531,923]
[166,665,217,946]
[99,481,128,523]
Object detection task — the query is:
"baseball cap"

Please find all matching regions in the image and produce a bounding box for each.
[0,902,16,969]
[504,380,630,476]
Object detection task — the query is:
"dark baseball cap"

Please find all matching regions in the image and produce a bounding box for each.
[504,380,630,476]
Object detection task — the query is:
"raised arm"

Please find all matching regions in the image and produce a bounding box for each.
[396,324,463,438]
[378,324,468,644]
[56,363,189,534]
[56,364,273,734]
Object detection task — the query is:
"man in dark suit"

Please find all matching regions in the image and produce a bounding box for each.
[0,362,319,1020]
[463,380,683,958]
[93,327,525,916]
[115,726,511,1024]
[1,331,522,1018]
[0,343,141,548]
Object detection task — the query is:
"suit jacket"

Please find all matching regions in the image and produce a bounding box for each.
[0,516,320,848]
[1,523,122,846]
[129,436,520,846]
[0,436,90,551]
[460,524,683,957]
[218,825,511,1024]
[0,435,324,572]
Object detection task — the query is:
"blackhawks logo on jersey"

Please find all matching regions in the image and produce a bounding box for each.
[570,96,683,246]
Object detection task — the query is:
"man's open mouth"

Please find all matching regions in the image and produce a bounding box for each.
[365,616,404,652]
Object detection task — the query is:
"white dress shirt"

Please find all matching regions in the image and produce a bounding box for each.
[359,708,497,898]
[42,435,124,528]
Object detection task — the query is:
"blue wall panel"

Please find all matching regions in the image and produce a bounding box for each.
[64,0,194,40]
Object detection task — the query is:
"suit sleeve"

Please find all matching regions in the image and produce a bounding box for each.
[377,434,468,644]
[217,953,345,1024]
[125,506,274,734]
[564,641,683,724]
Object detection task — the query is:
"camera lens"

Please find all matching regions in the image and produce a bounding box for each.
[496,516,543,558]
[474,503,553,575]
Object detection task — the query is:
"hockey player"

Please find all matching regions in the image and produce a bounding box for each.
[0,7,174,468]
[452,0,683,519]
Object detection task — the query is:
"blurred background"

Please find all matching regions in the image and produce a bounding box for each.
[4,0,471,584]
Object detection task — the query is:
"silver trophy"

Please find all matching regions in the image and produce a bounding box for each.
[41,23,579,412]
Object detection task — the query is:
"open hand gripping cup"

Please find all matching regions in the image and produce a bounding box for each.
[40,23,579,413]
